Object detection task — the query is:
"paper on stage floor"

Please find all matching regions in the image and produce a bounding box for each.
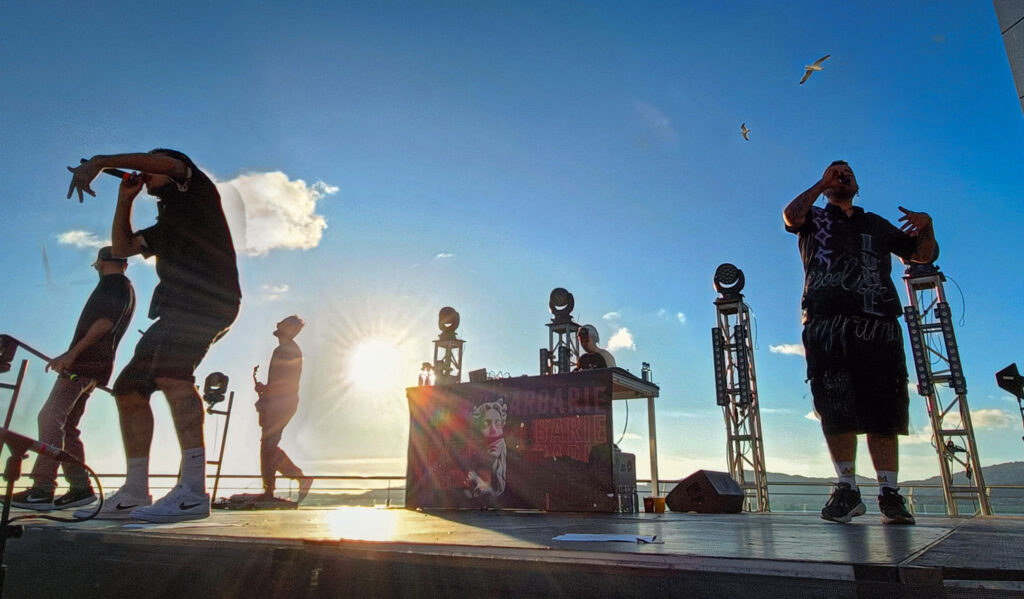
[552,533,659,543]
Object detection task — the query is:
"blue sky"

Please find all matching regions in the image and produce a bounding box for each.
[1,1,1022,485]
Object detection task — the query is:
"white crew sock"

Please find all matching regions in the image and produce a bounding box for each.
[835,461,857,489]
[876,470,898,493]
[125,457,150,496]
[179,447,206,494]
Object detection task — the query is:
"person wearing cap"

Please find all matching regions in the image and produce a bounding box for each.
[67,149,241,523]
[575,324,616,371]
[11,247,135,511]
[253,315,312,504]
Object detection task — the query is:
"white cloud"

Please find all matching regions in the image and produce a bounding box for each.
[804,411,820,422]
[603,311,620,321]
[634,100,678,145]
[607,327,635,352]
[261,283,290,301]
[676,312,686,325]
[967,409,1016,429]
[217,171,333,255]
[770,343,805,356]
[657,308,667,318]
[619,432,643,441]
[57,230,107,249]
[434,252,455,260]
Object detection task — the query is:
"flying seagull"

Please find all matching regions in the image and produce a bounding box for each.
[740,123,751,141]
[799,54,830,85]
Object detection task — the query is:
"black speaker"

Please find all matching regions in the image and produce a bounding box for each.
[666,470,744,513]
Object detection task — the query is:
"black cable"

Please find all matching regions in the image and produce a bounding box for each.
[745,304,760,350]
[945,274,967,327]
[7,461,104,524]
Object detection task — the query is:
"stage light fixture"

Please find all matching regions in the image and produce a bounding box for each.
[995,363,1023,399]
[734,324,752,406]
[202,372,229,407]
[713,263,745,299]
[438,307,460,341]
[903,306,934,396]
[711,328,728,406]
[548,288,575,323]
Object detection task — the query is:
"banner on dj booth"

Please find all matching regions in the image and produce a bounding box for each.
[405,370,616,512]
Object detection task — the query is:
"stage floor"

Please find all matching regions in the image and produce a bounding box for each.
[5,508,1024,598]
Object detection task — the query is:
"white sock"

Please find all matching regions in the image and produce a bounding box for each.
[877,470,898,493]
[125,457,150,496]
[180,447,206,494]
[835,461,857,489]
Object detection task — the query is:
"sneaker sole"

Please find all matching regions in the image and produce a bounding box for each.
[74,504,153,520]
[10,502,60,512]
[881,514,916,525]
[55,496,98,509]
[821,502,866,523]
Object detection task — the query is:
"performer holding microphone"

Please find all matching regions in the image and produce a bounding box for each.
[783,160,937,525]
[67,150,241,522]
[254,315,312,504]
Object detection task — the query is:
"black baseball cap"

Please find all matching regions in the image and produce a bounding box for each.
[92,246,127,266]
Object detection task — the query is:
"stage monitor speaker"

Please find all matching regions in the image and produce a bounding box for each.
[666,470,744,513]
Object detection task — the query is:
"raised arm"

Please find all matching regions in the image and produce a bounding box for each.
[67,152,187,202]
[897,206,939,264]
[783,164,843,229]
[111,174,147,258]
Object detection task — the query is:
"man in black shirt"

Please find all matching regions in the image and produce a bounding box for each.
[575,324,616,371]
[67,149,241,523]
[784,160,937,525]
[254,315,311,505]
[11,247,135,511]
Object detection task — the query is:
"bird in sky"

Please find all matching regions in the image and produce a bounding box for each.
[740,123,751,141]
[799,54,831,84]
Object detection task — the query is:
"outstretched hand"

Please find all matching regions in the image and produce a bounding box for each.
[897,206,932,237]
[46,351,75,376]
[66,160,101,203]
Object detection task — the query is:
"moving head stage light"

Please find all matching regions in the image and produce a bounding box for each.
[438,306,460,341]
[713,263,745,299]
[548,288,575,324]
[203,372,229,408]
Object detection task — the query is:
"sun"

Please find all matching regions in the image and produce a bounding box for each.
[346,337,405,393]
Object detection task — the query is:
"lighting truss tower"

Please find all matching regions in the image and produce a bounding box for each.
[433,307,464,385]
[902,264,992,516]
[540,288,580,375]
[710,264,770,512]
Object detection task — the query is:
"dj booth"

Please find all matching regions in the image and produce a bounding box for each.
[405,368,660,513]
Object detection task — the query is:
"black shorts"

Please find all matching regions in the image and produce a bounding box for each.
[113,309,235,397]
[802,314,910,435]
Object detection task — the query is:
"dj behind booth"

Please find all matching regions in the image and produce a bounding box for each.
[405,290,660,513]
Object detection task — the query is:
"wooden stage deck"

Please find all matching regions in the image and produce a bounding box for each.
[4,508,1023,598]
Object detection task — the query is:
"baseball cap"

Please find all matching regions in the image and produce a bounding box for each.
[92,246,127,267]
[579,324,599,343]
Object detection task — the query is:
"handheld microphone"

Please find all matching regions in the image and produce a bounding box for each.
[0,427,77,463]
[80,158,132,181]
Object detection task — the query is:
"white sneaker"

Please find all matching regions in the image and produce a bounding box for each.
[74,486,152,520]
[130,484,210,523]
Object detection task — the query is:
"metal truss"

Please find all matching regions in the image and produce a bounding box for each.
[711,296,770,512]
[902,264,992,516]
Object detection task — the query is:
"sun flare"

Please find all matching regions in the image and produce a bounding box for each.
[346,337,405,393]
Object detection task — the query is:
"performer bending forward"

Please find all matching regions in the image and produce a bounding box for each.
[255,315,312,503]
[783,160,937,525]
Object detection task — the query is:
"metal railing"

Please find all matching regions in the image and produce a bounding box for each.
[83,474,1024,516]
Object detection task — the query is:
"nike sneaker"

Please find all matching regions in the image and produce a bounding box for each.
[75,486,152,520]
[130,483,210,523]
[10,487,58,511]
